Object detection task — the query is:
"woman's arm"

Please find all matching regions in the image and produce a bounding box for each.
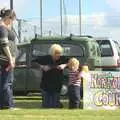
[3,46,15,68]
[57,56,69,70]
[31,55,51,71]
[3,46,13,61]
[40,65,51,71]
[57,64,67,70]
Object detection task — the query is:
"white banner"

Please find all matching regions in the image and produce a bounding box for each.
[84,71,120,110]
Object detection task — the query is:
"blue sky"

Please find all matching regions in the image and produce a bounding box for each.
[0,0,117,20]
[12,0,111,19]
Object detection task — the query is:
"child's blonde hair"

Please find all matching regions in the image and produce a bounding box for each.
[68,57,80,70]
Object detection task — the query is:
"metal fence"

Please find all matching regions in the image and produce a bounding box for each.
[13,19,40,43]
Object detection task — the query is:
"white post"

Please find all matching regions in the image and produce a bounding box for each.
[79,0,82,35]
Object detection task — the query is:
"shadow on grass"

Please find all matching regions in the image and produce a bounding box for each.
[15,101,69,109]
[15,101,42,109]
[14,96,83,109]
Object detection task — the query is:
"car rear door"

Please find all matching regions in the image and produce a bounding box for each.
[13,45,29,93]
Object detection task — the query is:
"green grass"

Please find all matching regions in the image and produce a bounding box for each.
[0,96,120,120]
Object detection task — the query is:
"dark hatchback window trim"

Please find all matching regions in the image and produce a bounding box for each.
[31,43,85,58]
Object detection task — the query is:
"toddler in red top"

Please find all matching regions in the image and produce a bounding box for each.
[67,58,81,109]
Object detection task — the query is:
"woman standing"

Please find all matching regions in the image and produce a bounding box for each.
[33,44,68,108]
[0,8,17,109]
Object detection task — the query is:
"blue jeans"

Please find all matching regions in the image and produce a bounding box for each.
[68,85,80,109]
[42,90,60,108]
[0,66,14,109]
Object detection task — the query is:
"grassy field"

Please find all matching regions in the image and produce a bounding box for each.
[0,96,120,120]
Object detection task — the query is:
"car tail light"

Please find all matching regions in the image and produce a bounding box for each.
[117,58,120,66]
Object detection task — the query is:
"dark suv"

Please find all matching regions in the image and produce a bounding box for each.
[13,35,101,94]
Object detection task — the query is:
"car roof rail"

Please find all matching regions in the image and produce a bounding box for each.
[70,34,93,38]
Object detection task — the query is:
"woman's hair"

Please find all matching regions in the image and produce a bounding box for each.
[49,44,63,55]
[0,8,16,20]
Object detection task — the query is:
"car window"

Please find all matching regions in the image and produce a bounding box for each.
[97,40,113,57]
[32,43,85,57]
[114,41,120,56]
[16,47,27,64]
[62,44,85,56]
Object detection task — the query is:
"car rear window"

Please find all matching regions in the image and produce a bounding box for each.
[96,40,113,57]
[32,43,85,57]
[114,41,120,56]
[16,47,27,63]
